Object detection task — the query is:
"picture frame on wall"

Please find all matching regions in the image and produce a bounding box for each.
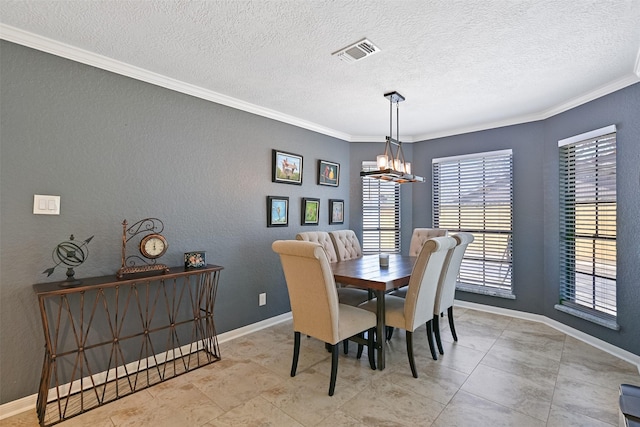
[273,149,303,185]
[329,199,344,224]
[318,159,340,187]
[267,196,289,227]
[301,197,320,226]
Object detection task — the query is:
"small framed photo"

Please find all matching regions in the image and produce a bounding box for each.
[301,197,320,226]
[267,196,289,227]
[329,199,344,224]
[318,159,340,187]
[273,149,303,185]
[184,251,206,268]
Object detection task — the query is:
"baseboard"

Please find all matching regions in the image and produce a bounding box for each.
[454,300,640,373]
[217,312,293,344]
[0,394,37,419]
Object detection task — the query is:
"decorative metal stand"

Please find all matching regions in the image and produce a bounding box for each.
[43,235,94,287]
[34,265,223,426]
[117,218,169,279]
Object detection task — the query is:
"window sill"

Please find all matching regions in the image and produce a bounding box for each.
[456,283,516,300]
[554,304,620,331]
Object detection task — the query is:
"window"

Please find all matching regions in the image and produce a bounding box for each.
[362,161,400,253]
[558,125,617,322]
[433,150,513,295]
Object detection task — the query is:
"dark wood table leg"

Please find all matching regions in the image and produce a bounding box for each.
[376,289,385,370]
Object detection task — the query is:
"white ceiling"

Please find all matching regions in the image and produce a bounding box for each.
[1,0,639,142]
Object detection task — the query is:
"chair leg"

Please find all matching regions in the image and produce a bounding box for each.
[433,314,444,355]
[356,333,364,359]
[386,326,394,341]
[406,330,418,378]
[367,328,376,370]
[291,332,301,377]
[329,344,339,396]
[448,306,458,341]
[343,340,349,354]
[425,320,438,360]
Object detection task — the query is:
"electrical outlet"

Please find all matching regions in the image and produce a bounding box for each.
[259,293,266,306]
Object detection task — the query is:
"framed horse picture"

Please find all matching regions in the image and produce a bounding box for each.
[272,149,303,185]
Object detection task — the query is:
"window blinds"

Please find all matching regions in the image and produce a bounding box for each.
[433,150,513,291]
[362,161,401,254]
[559,129,617,317]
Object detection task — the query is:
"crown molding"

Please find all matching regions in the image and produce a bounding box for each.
[2,24,638,144]
[0,24,351,142]
[413,74,640,142]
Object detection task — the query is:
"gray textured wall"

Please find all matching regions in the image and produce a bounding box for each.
[412,84,640,355]
[0,41,351,404]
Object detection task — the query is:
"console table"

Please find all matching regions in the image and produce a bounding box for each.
[33,265,223,426]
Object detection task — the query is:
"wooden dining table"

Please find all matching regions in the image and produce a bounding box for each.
[331,253,415,370]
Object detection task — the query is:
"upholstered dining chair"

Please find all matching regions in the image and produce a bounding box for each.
[431,232,474,354]
[408,228,448,257]
[296,231,368,305]
[272,240,376,396]
[296,231,370,355]
[329,230,363,261]
[386,227,448,340]
[361,236,457,378]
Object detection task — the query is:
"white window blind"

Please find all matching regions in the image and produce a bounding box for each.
[559,128,616,318]
[433,150,513,292]
[362,161,401,253]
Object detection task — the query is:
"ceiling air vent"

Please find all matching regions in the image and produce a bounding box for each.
[332,38,380,63]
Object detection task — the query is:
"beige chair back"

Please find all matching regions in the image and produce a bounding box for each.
[272,240,340,344]
[296,231,338,263]
[329,230,363,261]
[408,228,448,257]
[403,236,457,332]
[434,232,474,314]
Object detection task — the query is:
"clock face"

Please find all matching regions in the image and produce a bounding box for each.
[139,234,168,259]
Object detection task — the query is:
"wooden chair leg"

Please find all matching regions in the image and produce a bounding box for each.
[425,320,438,360]
[291,332,301,377]
[386,326,394,341]
[356,333,364,359]
[367,328,376,370]
[343,340,349,354]
[406,330,418,378]
[448,306,458,341]
[329,344,339,396]
[433,314,444,355]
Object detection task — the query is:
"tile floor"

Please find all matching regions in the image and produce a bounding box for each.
[3,307,638,426]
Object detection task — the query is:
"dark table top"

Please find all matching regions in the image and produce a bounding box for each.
[330,254,415,292]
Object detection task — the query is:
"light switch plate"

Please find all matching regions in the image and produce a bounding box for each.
[33,195,60,215]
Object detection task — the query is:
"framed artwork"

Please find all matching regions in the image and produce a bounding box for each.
[329,199,344,224]
[301,197,320,226]
[184,251,206,268]
[318,159,340,187]
[267,196,289,227]
[273,149,303,185]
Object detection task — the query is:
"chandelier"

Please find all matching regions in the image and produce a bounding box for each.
[360,91,425,184]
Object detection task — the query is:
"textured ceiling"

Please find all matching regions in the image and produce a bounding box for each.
[1,0,639,142]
